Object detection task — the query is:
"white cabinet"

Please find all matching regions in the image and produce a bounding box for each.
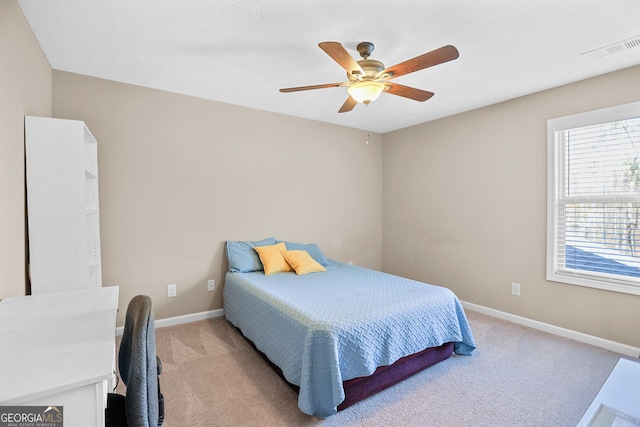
[25,116,103,294]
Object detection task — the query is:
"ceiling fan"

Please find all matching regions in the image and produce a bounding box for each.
[279,41,459,113]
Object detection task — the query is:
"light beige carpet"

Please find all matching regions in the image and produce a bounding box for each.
[116,310,627,426]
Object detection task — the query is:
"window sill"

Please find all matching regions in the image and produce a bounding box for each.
[547,271,640,296]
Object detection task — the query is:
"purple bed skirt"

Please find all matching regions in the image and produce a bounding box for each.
[338,341,454,410]
[243,330,454,412]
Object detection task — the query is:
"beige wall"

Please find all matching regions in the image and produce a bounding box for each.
[382,65,640,348]
[52,71,382,324]
[0,0,52,299]
[4,0,638,347]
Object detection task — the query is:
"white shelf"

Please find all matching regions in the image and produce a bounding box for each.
[88,264,102,287]
[25,116,103,294]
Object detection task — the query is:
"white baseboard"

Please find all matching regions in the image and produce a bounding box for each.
[115,308,225,336]
[115,302,640,359]
[462,301,640,359]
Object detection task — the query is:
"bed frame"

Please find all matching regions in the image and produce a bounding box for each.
[245,333,454,411]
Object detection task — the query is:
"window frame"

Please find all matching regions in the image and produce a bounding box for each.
[547,101,640,296]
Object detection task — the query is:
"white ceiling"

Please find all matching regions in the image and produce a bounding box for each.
[17,0,640,134]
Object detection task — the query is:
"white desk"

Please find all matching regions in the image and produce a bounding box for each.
[577,357,640,426]
[0,286,119,427]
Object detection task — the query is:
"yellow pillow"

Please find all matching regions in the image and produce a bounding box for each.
[254,242,292,275]
[283,250,327,275]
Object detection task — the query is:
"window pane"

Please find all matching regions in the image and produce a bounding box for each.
[561,117,640,198]
[559,202,640,280]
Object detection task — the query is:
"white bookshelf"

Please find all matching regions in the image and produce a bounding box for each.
[25,116,103,294]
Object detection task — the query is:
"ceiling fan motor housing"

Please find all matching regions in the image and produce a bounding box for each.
[357,59,384,78]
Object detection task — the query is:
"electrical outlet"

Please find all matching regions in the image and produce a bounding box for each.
[167,284,177,298]
[511,282,521,296]
[207,280,215,292]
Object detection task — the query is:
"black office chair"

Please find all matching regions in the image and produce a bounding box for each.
[106,295,165,427]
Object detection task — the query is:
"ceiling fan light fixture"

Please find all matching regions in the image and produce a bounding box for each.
[347,81,385,104]
[280,42,459,113]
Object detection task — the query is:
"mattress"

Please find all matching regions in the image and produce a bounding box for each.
[223,261,476,418]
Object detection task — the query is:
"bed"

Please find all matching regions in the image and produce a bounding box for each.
[223,238,476,418]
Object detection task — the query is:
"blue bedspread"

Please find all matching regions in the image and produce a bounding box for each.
[223,261,475,418]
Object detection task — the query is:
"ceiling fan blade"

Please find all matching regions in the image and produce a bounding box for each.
[381,45,459,79]
[280,82,347,93]
[338,96,357,113]
[319,42,365,76]
[385,83,434,102]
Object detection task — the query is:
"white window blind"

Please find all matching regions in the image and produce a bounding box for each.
[547,102,640,295]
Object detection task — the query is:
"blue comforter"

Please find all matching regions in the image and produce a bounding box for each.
[223,261,475,418]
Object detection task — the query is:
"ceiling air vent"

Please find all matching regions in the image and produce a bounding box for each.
[624,37,640,50]
[582,34,640,60]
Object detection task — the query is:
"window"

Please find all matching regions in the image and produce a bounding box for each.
[547,101,640,295]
